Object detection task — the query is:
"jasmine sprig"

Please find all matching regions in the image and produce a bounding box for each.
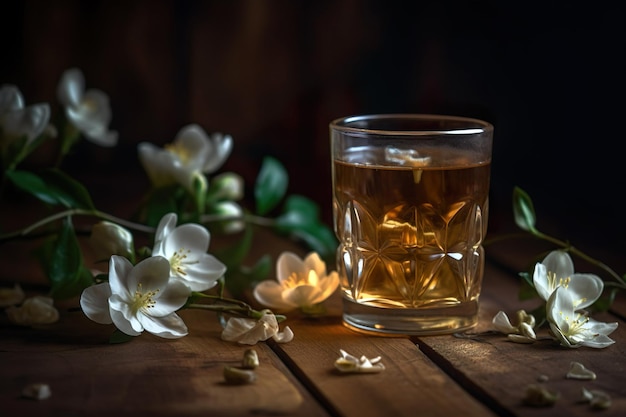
[510,186,625,290]
[485,187,626,307]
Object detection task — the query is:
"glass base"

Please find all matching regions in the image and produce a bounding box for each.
[342,298,479,336]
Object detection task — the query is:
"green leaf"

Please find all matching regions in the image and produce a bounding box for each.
[275,195,319,226]
[274,195,338,262]
[254,156,288,216]
[46,218,94,299]
[512,186,537,233]
[5,168,95,209]
[5,170,60,205]
[40,168,95,209]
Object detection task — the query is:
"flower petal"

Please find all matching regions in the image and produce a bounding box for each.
[0,103,51,143]
[532,262,552,302]
[80,283,113,324]
[108,255,134,300]
[253,280,296,311]
[203,132,233,173]
[310,271,339,304]
[492,310,518,334]
[175,253,225,291]
[138,143,180,187]
[57,68,84,107]
[303,252,327,278]
[138,312,188,339]
[282,285,323,308]
[109,303,141,336]
[164,224,209,253]
[542,250,575,278]
[149,280,190,317]
[566,273,604,310]
[0,85,24,112]
[276,252,305,283]
[272,325,294,343]
[126,256,171,295]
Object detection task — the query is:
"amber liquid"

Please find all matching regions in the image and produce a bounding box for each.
[333,146,490,334]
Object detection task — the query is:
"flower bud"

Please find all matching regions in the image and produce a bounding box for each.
[89,221,134,262]
[207,172,244,202]
[210,201,245,234]
[241,348,259,369]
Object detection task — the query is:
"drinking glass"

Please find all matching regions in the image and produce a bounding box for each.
[330,114,494,335]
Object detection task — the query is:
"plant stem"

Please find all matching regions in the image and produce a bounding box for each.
[533,230,624,287]
[485,230,624,288]
[187,292,286,322]
[200,212,275,227]
[0,208,156,244]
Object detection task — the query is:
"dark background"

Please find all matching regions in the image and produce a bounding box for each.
[2,1,624,253]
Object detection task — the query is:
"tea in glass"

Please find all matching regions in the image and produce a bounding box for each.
[330,114,493,335]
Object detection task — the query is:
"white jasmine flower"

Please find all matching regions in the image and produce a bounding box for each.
[56,68,118,147]
[89,221,134,262]
[221,309,293,345]
[6,296,59,326]
[0,84,50,148]
[80,255,190,339]
[137,124,233,192]
[334,349,385,373]
[546,286,618,348]
[0,283,25,307]
[151,213,226,292]
[253,251,339,313]
[533,250,603,308]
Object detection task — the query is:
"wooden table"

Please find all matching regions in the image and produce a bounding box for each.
[1,232,625,417]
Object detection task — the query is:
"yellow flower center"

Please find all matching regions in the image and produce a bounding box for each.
[164,142,191,165]
[170,248,196,276]
[131,283,159,313]
[558,310,590,337]
[547,270,571,290]
[282,270,319,289]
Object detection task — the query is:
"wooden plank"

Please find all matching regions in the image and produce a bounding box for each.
[267,297,497,417]
[413,262,626,417]
[0,308,330,417]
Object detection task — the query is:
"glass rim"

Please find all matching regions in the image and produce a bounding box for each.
[330,113,493,136]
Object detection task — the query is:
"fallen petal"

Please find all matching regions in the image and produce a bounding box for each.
[507,334,535,344]
[566,361,596,380]
[334,349,385,373]
[22,383,51,400]
[580,387,612,410]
